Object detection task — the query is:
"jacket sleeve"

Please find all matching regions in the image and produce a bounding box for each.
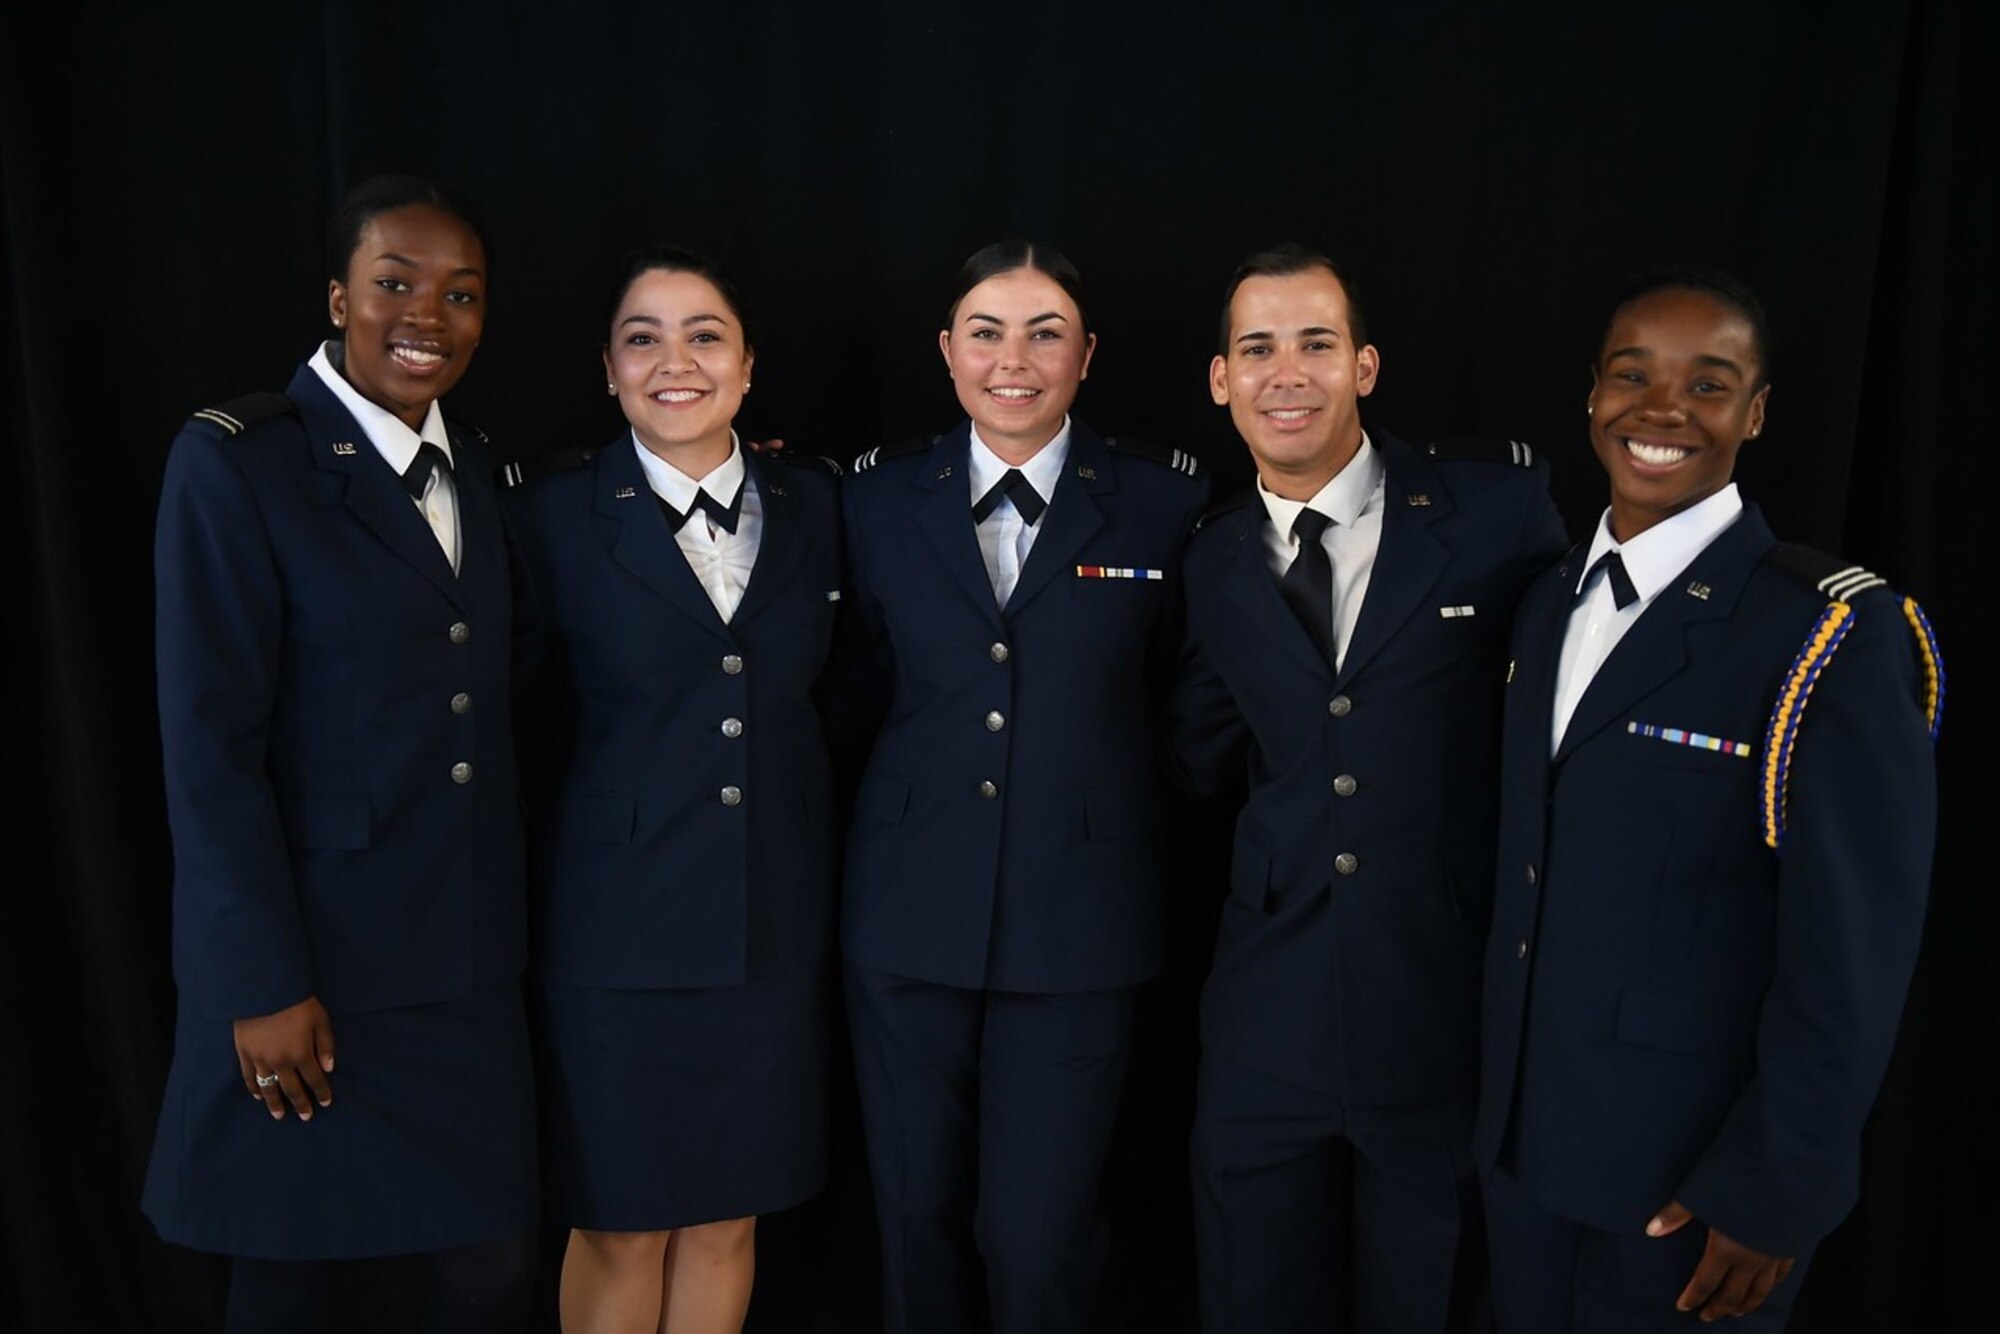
[1675,598,1938,1256]
[154,428,316,1019]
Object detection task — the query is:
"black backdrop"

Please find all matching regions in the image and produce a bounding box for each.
[3,2,1992,1329]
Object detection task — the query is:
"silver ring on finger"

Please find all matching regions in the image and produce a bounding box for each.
[255,1072,280,1088]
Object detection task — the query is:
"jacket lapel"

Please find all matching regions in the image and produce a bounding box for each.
[593,437,734,641]
[292,365,466,611]
[1554,507,1775,763]
[914,425,1006,626]
[730,451,805,628]
[1220,497,1330,679]
[1002,421,1111,616]
[1334,434,1451,685]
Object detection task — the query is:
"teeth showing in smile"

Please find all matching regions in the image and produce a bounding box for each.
[988,387,1039,400]
[1624,439,1691,466]
[394,346,444,367]
[1265,408,1316,422]
[653,389,705,403]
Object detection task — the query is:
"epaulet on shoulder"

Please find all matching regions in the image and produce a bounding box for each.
[771,449,843,477]
[851,434,936,474]
[445,414,490,446]
[186,391,295,437]
[1758,542,1944,851]
[498,445,599,489]
[1424,435,1539,468]
[1105,435,1202,479]
[1192,487,1256,533]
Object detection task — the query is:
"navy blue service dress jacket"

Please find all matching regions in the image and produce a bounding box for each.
[1174,431,1567,1101]
[839,419,1209,992]
[145,359,534,1258]
[1477,505,1942,1259]
[507,438,841,988]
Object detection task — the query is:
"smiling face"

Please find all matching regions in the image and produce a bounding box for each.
[326,203,487,430]
[605,268,753,472]
[1590,287,1769,542]
[1210,268,1379,500]
[940,266,1096,463]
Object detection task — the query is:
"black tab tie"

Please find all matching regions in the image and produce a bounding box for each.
[1580,549,1640,610]
[1280,508,1338,668]
[657,483,743,535]
[972,469,1048,526]
[399,442,452,500]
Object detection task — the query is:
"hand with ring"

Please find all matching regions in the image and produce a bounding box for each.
[234,995,336,1121]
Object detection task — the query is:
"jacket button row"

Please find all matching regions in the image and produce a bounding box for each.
[720,717,744,738]
[1327,694,1352,717]
[448,621,471,645]
[720,786,743,807]
[985,710,1006,732]
[721,654,744,675]
[450,761,473,784]
[1332,774,1357,797]
[1334,853,1358,875]
[989,642,1010,663]
[979,780,999,799]
[450,692,472,715]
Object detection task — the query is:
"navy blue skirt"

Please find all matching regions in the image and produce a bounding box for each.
[535,970,829,1231]
[142,979,539,1260]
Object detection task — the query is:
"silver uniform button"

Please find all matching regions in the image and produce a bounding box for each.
[448,621,471,645]
[1526,864,1538,886]
[1328,694,1352,717]
[450,761,473,784]
[1332,774,1357,797]
[990,642,1010,663]
[1334,852,1358,875]
[720,717,744,738]
[978,780,999,799]
[985,710,1006,732]
[721,654,744,675]
[720,785,744,806]
[1516,938,1530,960]
[450,692,472,715]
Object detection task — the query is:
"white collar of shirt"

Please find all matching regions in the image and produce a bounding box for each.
[631,430,747,512]
[1575,483,1744,603]
[968,418,1072,517]
[308,341,453,474]
[1257,432,1380,541]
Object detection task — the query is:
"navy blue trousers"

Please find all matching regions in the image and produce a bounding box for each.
[845,962,1137,1334]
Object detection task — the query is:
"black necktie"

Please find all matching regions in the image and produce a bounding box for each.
[1280,508,1338,668]
[399,442,452,499]
[1580,549,1640,610]
[972,469,1047,525]
[657,483,743,535]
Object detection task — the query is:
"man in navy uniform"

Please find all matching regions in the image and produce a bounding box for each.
[1476,270,1942,1330]
[1172,243,1567,1332]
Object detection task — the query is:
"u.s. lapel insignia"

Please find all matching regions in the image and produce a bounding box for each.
[935,465,954,479]
[1686,581,1712,600]
[768,482,788,497]
[1077,465,1097,480]
[330,441,357,456]
[1407,493,1432,506]
[614,486,637,499]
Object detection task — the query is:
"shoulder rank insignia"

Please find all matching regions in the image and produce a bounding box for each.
[851,435,937,474]
[772,449,843,476]
[445,414,490,446]
[498,444,597,489]
[1759,544,1945,850]
[187,390,295,437]
[1425,435,1537,467]
[1105,436,1202,478]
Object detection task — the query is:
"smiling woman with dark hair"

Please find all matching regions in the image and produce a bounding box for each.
[142,174,538,1333]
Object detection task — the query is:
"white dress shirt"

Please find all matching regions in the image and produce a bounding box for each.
[968,418,1072,607]
[1550,483,1745,752]
[1256,434,1385,673]
[631,432,762,623]
[310,341,460,572]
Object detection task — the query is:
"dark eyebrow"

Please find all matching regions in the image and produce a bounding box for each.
[372,252,483,281]
[1604,345,1744,376]
[1692,354,1744,374]
[965,311,1070,326]
[617,313,663,329]
[681,313,727,327]
[1233,329,1273,345]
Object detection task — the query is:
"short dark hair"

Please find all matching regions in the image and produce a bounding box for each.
[1217,243,1368,354]
[1602,266,1774,387]
[603,243,755,352]
[324,174,493,284]
[942,239,1090,336]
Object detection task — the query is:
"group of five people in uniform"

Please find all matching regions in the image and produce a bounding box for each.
[142,173,1942,1333]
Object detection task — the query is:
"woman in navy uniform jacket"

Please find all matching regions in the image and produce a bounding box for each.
[507,247,841,1334]
[143,176,538,1331]
[837,241,1209,1334]
[1476,271,1943,1330]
